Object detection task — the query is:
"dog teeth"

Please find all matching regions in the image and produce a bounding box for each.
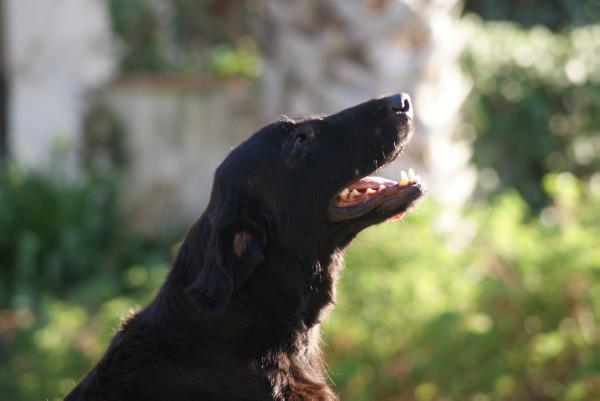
[339,186,382,202]
[398,168,421,187]
[399,171,409,186]
[339,180,408,202]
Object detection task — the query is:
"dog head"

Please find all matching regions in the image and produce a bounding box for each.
[184,93,424,314]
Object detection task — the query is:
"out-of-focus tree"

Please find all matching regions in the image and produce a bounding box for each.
[107,0,261,77]
[464,0,600,31]
[107,0,163,72]
[461,19,600,211]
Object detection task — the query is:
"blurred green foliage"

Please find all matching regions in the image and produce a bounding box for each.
[464,0,599,31]
[0,165,168,309]
[0,163,173,400]
[461,19,600,212]
[107,0,261,77]
[1,167,598,401]
[108,0,164,72]
[326,174,600,401]
[0,265,167,401]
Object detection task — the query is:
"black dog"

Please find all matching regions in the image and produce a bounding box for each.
[65,93,424,401]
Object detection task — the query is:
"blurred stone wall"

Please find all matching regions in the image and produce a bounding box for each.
[105,78,265,234]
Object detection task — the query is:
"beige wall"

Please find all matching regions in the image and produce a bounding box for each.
[106,79,266,233]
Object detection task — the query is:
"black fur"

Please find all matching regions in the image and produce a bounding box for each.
[65,94,417,401]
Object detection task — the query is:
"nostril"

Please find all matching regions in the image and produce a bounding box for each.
[398,98,411,113]
[385,93,413,118]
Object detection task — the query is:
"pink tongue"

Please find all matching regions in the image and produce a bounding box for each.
[349,176,396,191]
[388,212,406,221]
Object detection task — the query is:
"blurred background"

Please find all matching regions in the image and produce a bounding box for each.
[0,0,599,400]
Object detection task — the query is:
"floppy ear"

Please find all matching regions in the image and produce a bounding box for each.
[185,202,267,315]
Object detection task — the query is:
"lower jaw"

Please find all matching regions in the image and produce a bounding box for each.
[328,183,424,223]
[328,167,425,223]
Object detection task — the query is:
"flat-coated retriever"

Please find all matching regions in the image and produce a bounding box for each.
[65,93,424,401]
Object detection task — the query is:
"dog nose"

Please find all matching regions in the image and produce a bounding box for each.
[385,93,413,119]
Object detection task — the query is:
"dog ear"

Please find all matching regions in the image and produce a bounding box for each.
[185,201,267,315]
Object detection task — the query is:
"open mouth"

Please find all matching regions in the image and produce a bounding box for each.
[329,168,425,222]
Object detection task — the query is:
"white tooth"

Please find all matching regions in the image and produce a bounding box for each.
[414,174,421,183]
[366,188,376,195]
[408,168,415,181]
[350,189,360,198]
[399,171,409,186]
[340,188,349,198]
[378,184,386,191]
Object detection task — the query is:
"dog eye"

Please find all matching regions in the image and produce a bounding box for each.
[294,133,308,146]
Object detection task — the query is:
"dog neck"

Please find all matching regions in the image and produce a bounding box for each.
[144,217,344,399]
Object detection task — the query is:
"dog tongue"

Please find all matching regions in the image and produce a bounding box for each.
[388,212,406,221]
